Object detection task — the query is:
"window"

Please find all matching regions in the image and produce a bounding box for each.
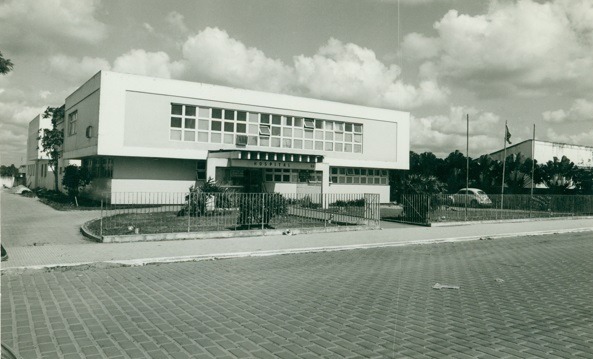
[259,125,271,136]
[304,118,315,129]
[236,135,248,146]
[185,106,196,117]
[68,111,78,136]
[330,167,388,186]
[196,161,206,180]
[212,108,223,119]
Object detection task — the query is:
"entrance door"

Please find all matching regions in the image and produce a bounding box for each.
[242,169,263,193]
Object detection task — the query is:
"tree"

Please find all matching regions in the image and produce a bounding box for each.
[540,156,577,194]
[0,51,13,75]
[62,165,92,199]
[442,150,469,193]
[0,164,19,177]
[39,106,65,191]
[573,168,593,195]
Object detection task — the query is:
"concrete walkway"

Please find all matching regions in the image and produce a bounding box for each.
[2,189,593,272]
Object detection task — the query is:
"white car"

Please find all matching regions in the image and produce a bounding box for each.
[449,188,493,208]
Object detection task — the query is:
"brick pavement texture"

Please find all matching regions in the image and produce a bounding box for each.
[3,232,593,358]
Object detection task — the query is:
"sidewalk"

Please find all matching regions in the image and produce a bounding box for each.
[2,215,593,273]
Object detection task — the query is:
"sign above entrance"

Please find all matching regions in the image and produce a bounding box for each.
[230,159,316,170]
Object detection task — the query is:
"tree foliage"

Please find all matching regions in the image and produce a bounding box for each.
[177,177,232,217]
[540,156,577,194]
[0,164,19,177]
[62,165,92,198]
[0,51,13,75]
[39,106,65,191]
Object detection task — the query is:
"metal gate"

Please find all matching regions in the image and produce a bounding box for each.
[395,194,431,226]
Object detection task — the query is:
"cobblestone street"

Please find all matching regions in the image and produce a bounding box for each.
[2,232,593,358]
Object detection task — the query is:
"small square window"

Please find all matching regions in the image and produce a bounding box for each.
[315,141,323,150]
[345,133,353,142]
[335,122,344,132]
[325,132,334,141]
[171,104,183,115]
[325,121,334,130]
[261,114,270,124]
[248,113,259,123]
[283,174,290,182]
[272,126,281,136]
[353,177,360,184]
[336,133,344,141]
[345,123,353,132]
[211,121,222,131]
[198,119,209,130]
[248,136,258,145]
[171,117,182,128]
[294,117,303,127]
[224,134,234,144]
[274,174,282,182]
[354,134,362,143]
[170,130,182,140]
[198,132,208,142]
[224,110,235,120]
[294,128,303,138]
[185,118,196,129]
[315,119,323,129]
[331,168,338,175]
[199,108,210,117]
[285,117,293,126]
[361,177,367,184]
[315,131,323,140]
[185,106,196,117]
[325,142,333,151]
[339,168,346,175]
[237,123,246,133]
[304,140,313,149]
[293,139,303,149]
[331,176,338,183]
[248,124,258,134]
[211,133,221,143]
[184,131,195,141]
[260,137,270,146]
[271,137,281,147]
[304,118,314,129]
[283,139,292,148]
[345,143,353,152]
[346,177,353,184]
[283,128,293,137]
[259,125,271,136]
[237,111,247,121]
[354,145,362,153]
[304,130,313,139]
[212,108,222,119]
[354,124,362,133]
[224,122,234,132]
[272,115,281,125]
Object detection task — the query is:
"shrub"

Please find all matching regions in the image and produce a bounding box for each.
[62,165,91,198]
[177,178,230,217]
[237,193,287,228]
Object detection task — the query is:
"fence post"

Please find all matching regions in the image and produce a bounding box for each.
[261,193,264,230]
[187,192,191,233]
[100,197,103,238]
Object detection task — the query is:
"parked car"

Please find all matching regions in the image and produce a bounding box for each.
[449,188,493,208]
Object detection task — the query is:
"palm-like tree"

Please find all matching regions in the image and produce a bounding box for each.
[540,156,577,194]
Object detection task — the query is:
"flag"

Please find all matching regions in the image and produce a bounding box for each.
[505,124,512,145]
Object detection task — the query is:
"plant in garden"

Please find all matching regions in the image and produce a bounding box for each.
[177,177,230,217]
[62,165,92,199]
[540,156,577,194]
[237,193,287,228]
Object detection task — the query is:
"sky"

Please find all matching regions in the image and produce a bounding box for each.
[1,0,592,166]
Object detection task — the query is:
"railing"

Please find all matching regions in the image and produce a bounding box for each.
[95,192,380,237]
[395,194,593,225]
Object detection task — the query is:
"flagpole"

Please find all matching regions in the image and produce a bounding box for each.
[501,121,508,211]
[465,114,469,221]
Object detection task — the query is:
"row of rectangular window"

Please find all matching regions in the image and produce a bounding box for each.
[171,104,363,133]
[169,130,363,152]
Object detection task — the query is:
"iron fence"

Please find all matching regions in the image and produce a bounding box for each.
[395,193,593,225]
[94,192,380,237]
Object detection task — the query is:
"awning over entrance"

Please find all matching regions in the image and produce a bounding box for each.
[209,150,323,164]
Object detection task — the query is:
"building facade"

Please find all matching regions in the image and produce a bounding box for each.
[490,140,593,169]
[63,71,410,203]
[26,113,79,191]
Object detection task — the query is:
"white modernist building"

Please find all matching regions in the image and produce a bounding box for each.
[26,113,80,191]
[490,140,593,169]
[63,71,410,203]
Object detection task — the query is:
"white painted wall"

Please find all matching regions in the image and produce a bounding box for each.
[1,177,14,188]
[490,140,593,168]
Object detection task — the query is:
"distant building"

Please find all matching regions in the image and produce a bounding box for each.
[62,71,410,203]
[490,140,593,169]
[26,113,79,191]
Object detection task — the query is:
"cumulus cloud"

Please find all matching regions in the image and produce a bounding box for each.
[411,106,503,156]
[545,128,593,148]
[402,0,593,97]
[178,27,448,109]
[48,54,111,83]
[542,99,593,123]
[165,11,188,34]
[0,102,45,163]
[112,49,184,79]
[0,0,107,51]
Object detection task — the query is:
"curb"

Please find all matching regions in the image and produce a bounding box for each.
[431,215,593,227]
[3,226,592,275]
